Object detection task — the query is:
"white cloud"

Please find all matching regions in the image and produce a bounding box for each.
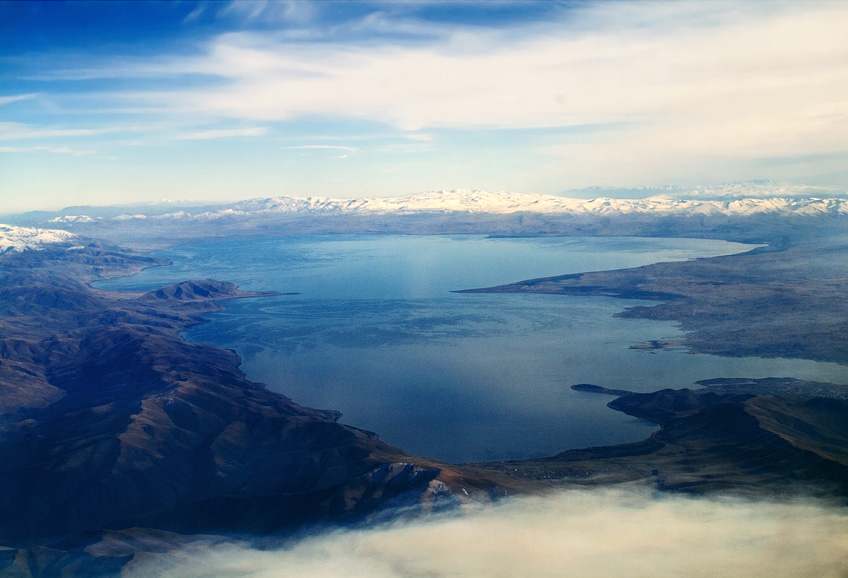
[171,4,844,127]
[9,0,848,196]
[0,93,39,107]
[217,0,317,26]
[97,1,845,181]
[284,144,358,152]
[0,145,95,156]
[174,127,268,140]
[404,132,434,142]
[0,122,123,140]
[125,488,848,578]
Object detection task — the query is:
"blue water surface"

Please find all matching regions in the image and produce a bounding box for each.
[96,235,847,462]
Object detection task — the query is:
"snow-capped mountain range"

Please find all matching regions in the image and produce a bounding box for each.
[46,189,848,224]
[0,225,78,254]
[228,190,848,217]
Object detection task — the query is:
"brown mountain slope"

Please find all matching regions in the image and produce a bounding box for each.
[469,384,848,498]
[0,245,459,544]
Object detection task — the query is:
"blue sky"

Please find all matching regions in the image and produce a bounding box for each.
[1,0,847,212]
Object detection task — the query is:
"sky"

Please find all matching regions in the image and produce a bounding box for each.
[1,0,847,213]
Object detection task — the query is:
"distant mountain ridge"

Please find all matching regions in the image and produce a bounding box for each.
[0,224,78,254]
[6,181,845,251]
[41,189,848,224]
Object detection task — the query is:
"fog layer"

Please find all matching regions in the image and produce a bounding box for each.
[126,488,848,578]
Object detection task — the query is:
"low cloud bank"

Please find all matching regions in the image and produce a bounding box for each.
[127,488,848,578]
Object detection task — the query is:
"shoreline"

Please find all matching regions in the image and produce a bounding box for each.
[459,234,848,367]
[97,233,846,464]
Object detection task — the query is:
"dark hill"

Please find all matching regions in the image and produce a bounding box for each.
[0,246,458,547]
[470,383,848,497]
[139,279,247,301]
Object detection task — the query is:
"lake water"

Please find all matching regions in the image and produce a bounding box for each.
[96,235,848,462]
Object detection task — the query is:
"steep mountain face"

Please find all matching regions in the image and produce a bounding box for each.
[0,245,457,545]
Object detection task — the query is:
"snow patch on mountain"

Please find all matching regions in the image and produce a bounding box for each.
[0,224,77,254]
[31,186,848,226]
[49,215,102,223]
[184,190,848,219]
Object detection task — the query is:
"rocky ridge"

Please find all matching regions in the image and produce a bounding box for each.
[0,244,469,550]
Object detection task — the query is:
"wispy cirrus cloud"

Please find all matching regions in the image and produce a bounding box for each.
[0,122,125,140]
[103,1,848,169]
[174,126,267,140]
[4,0,848,209]
[0,145,95,156]
[284,144,357,152]
[0,93,40,107]
[217,0,318,26]
[17,1,848,156]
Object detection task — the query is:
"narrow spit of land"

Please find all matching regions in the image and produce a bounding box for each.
[460,236,848,365]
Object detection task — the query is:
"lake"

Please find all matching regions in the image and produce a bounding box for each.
[96,235,848,462]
